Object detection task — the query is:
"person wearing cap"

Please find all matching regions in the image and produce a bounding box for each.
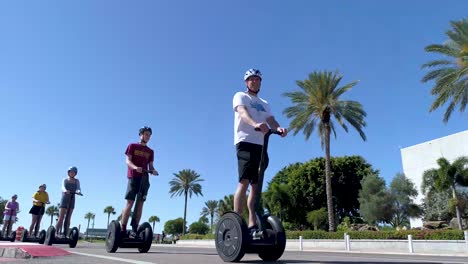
[120,126,158,237]
[55,166,81,237]
[2,194,19,236]
[28,184,50,237]
[232,69,288,235]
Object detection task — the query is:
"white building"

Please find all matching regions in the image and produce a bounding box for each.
[400,130,468,227]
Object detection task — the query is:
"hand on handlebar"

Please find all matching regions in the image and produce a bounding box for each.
[254,122,269,134]
[135,167,143,173]
[150,169,159,176]
[276,127,288,137]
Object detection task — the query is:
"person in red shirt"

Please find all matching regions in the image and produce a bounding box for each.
[120,126,158,237]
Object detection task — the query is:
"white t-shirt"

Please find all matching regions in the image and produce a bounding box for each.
[233,91,272,145]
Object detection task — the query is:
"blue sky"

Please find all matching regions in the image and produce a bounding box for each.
[0,1,466,234]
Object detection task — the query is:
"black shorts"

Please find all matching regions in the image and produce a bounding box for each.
[236,142,268,184]
[125,176,150,201]
[29,205,45,216]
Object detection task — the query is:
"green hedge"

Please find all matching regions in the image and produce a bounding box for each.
[181,230,464,240]
[287,230,464,240]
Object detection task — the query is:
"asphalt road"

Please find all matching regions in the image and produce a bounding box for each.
[1,243,467,264]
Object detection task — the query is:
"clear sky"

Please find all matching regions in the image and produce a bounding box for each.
[0,1,467,234]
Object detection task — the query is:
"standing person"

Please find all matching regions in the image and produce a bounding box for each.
[232,69,287,234]
[2,194,19,236]
[28,184,50,237]
[55,166,81,237]
[120,126,158,237]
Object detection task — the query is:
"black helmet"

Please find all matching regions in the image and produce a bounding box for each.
[139,126,152,135]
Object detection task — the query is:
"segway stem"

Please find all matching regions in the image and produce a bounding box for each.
[130,172,149,231]
[253,129,282,233]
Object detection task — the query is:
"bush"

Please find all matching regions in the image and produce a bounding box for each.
[180,229,464,240]
[286,230,464,240]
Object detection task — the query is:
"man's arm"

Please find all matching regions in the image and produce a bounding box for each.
[266,116,288,137]
[126,154,142,172]
[236,105,269,133]
[148,161,159,175]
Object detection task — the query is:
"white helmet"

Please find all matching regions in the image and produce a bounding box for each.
[244,69,262,81]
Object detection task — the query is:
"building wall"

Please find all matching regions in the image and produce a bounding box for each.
[400,130,468,227]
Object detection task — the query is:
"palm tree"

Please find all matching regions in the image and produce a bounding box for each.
[283,70,367,231]
[169,169,204,234]
[421,19,468,123]
[201,200,218,232]
[84,212,95,239]
[148,215,160,231]
[217,195,234,217]
[263,183,292,221]
[422,156,468,230]
[104,206,116,227]
[46,205,59,226]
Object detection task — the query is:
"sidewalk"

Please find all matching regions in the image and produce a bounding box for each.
[174,239,468,257]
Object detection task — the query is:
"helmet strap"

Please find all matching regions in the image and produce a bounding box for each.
[247,87,259,95]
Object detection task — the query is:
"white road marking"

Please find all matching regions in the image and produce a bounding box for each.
[71,251,157,264]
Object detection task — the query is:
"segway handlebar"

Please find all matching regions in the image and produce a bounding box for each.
[254,128,284,136]
[141,169,159,176]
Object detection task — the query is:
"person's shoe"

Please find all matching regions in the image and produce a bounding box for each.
[248,225,258,236]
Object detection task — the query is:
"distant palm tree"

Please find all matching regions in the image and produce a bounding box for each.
[84,212,95,239]
[201,200,218,231]
[422,156,468,230]
[169,169,204,234]
[421,19,468,123]
[46,205,59,226]
[148,215,160,231]
[104,206,116,227]
[283,70,367,231]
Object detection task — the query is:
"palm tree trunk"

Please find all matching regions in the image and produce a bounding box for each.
[452,186,463,230]
[50,214,53,226]
[86,219,90,240]
[210,215,213,233]
[107,213,110,227]
[152,222,155,231]
[183,191,188,235]
[324,123,336,231]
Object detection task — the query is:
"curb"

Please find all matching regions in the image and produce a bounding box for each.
[0,247,32,259]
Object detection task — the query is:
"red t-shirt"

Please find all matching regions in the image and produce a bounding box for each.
[125,143,154,178]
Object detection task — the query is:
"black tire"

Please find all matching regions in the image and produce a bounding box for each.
[38,230,46,244]
[45,226,56,246]
[137,222,153,253]
[21,230,28,242]
[106,221,121,253]
[215,212,248,262]
[10,231,16,242]
[257,215,286,262]
[69,227,79,248]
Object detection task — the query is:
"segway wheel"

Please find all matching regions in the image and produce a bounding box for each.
[215,212,248,262]
[38,230,47,244]
[257,215,286,261]
[106,220,121,253]
[137,222,153,253]
[45,226,56,246]
[10,231,16,242]
[20,229,29,242]
[69,227,79,248]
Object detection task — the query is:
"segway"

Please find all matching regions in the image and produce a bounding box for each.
[215,129,286,262]
[106,170,154,253]
[44,192,82,248]
[21,229,46,244]
[0,209,17,242]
